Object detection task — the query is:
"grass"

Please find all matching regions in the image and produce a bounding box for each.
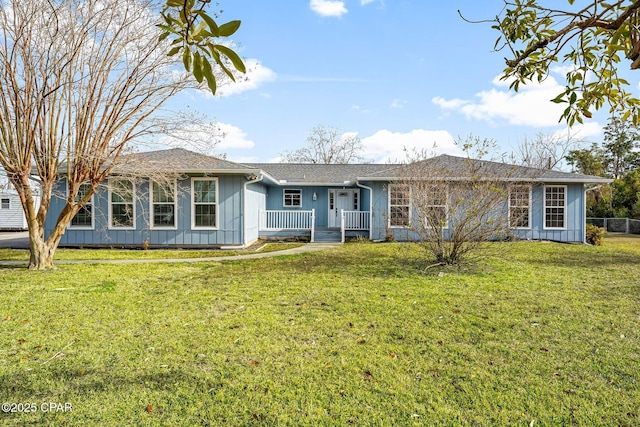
[0,237,638,426]
[0,242,304,261]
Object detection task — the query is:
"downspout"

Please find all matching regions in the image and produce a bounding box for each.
[356,181,373,240]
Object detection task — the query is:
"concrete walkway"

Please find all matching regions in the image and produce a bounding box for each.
[0,242,342,267]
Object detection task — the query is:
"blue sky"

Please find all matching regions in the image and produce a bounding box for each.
[158,0,618,164]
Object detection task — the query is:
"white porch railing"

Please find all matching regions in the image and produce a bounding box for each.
[341,210,371,243]
[259,209,316,242]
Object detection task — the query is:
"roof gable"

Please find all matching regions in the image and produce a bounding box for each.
[114,148,257,174]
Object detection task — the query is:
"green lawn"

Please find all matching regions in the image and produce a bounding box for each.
[0,242,304,261]
[0,237,638,426]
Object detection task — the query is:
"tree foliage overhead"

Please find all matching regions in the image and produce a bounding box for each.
[159,0,245,94]
[489,0,640,125]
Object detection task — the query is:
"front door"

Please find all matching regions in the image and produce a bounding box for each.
[328,189,358,228]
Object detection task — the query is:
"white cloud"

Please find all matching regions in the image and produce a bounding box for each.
[433,75,569,127]
[151,122,254,157]
[551,122,602,142]
[198,59,276,98]
[390,99,405,109]
[432,96,469,110]
[360,0,376,4]
[216,123,255,150]
[361,129,463,163]
[309,0,348,17]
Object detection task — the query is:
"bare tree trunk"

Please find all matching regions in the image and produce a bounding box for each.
[28,231,55,270]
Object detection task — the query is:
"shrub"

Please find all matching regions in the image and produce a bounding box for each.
[585,223,606,246]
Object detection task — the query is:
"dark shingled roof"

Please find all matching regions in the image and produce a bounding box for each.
[115,148,258,173]
[111,150,610,185]
[360,154,612,184]
[245,163,401,185]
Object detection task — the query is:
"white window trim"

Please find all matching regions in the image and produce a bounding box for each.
[108,179,136,230]
[543,185,567,230]
[191,177,219,230]
[424,185,449,230]
[388,184,411,229]
[67,181,95,230]
[150,179,178,230]
[0,198,9,210]
[328,189,360,212]
[283,188,302,208]
[509,185,532,230]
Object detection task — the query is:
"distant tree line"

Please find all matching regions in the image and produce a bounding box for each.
[566,116,640,219]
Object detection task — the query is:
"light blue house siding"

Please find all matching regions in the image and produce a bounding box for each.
[367,182,587,243]
[511,184,585,242]
[244,182,267,245]
[263,185,370,229]
[46,175,247,247]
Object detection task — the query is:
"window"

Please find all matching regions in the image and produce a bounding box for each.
[283,189,302,207]
[353,191,359,210]
[70,182,93,228]
[389,184,410,227]
[109,179,135,229]
[509,185,531,228]
[419,184,448,229]
[0,198,9,209]
[544,186,566,229]
[192,178,218,229]
[152,180,176,228]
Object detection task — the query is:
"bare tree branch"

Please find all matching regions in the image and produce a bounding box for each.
[0,0,196,269]
[280,125,372,164]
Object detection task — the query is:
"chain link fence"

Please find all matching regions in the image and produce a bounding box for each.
[587,218,640,234]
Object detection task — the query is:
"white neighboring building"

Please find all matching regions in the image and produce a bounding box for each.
[0,180,39,230]
[0,190,27,230]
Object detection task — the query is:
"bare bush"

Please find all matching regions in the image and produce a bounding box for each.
[394,154,533,267]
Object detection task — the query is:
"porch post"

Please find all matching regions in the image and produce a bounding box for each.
[310,209,315,243]
[340,209,345,243]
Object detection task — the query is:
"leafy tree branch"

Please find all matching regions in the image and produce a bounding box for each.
[158,0,246,93]
[480,1,640,125]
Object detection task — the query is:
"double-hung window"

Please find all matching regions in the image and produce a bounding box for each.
[283,189,302,207]
[544,185,566,229]
[152,180,176,228]
[389,184,410,227]
[70,182,94,229]
[192,178,218,229]
[509,185,531,228]
[424,185,448,228]
[109,179,135,229]
[0,198,9,209]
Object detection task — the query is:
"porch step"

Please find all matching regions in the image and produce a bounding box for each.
[314,229,342,243]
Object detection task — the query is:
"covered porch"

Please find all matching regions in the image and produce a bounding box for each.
[258,209,371,243]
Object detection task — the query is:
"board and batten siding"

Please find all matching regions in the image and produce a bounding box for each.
[46,176,246,247]
[368,181,587,243]
[263,185,368,229]
[244,182,266,245]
